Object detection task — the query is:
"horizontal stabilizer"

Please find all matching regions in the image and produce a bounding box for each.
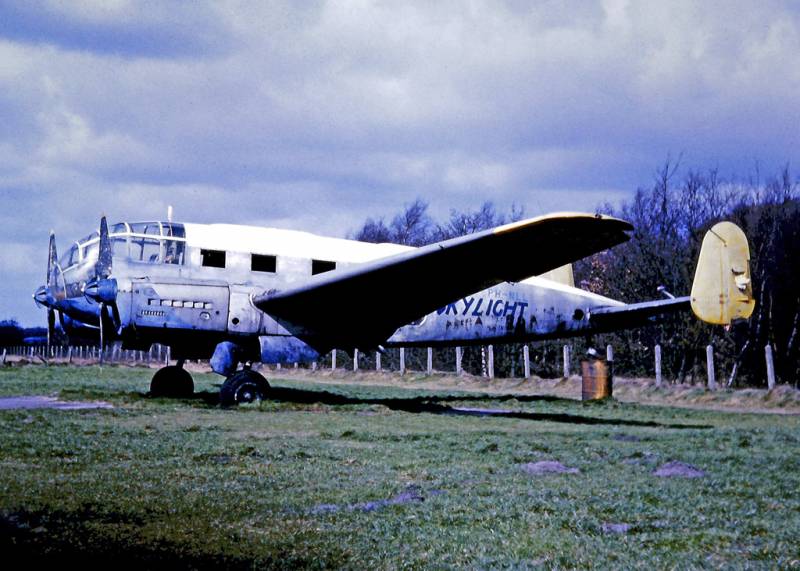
[589,297,691,329]
[690,222,755,325]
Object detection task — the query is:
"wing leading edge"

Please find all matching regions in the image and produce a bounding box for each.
[253,212,633,352]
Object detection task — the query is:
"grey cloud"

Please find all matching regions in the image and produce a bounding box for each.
[0,0,234,58]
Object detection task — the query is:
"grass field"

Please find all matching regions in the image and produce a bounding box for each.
[1,364,799,569]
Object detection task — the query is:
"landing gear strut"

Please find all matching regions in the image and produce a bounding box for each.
[220,367,270,406]
[150,359,194,398]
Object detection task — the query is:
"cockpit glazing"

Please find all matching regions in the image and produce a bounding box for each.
[59,222,186,274]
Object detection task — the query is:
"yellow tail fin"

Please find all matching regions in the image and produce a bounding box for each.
[690,222,755,325]
[539,264,575,287]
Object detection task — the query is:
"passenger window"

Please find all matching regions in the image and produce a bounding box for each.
[312,259,336,275]
[201,249,226,268]
[251,254,276,273]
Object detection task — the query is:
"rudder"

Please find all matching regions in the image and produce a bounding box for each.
[690,222,755,325]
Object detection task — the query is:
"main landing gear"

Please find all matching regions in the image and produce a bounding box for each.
[219,367,270,406]
[150,359,194,398]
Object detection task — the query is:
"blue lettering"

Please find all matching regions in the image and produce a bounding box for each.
[492,299,504,317]
[472,298,484,316]
[462,297,475,316]
[503,301,517,317]
[517,301,529,317]
[445,302,458,315]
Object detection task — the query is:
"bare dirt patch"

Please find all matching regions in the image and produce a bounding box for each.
[521,460,580,475]
[653,461,706,478]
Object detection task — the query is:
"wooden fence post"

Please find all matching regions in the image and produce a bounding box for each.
[706,345,716,390]
[427,347,433,375]
[523,345,530,379]
[655,344,662,387]
[455,346,463,375]
[765,344,776,389]
[331,349,337,370]
[399,348,406,374]
[353,349,359,372]
[376,352,381,371]
[487,345,495,378]
[563,345,570,378]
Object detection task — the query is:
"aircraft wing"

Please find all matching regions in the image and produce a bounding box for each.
[252,212,633,351]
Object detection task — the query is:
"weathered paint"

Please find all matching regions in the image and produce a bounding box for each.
[690,221,755,325]
[35,216,753,379]
[388,280,623,346]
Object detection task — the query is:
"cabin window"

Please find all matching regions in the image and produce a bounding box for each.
[312,259,336,275]
[251,254,276,273]
[201,249,226,268]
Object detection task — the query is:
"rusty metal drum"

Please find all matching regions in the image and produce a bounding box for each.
[581,359,612,401]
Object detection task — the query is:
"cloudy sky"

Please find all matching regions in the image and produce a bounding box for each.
[1,0,798,325]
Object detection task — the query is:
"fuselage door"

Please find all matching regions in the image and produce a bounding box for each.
[228,287,264,334]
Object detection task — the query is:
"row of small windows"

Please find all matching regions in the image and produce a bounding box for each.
[199,249,336,275]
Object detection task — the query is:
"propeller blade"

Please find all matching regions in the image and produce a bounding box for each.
[46,231,66,303]
[57,310,69,345]
[99,303,105,352]
[96,215,113,279]
[47,231,57,286]
[47,307,55,348]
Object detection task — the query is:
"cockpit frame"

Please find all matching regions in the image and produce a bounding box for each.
[60,222,187,276]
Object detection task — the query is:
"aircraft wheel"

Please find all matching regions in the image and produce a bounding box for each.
[220,369,270,406]
[150,366,194,398]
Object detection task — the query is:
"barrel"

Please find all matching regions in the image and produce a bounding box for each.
[581,359,612,401]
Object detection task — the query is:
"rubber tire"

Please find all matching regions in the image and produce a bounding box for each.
[150,366,194,398]
[220,369,270,406]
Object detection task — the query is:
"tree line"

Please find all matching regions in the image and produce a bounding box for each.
[351,162,800,386]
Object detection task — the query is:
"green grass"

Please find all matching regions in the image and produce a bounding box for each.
[1,364,799,569]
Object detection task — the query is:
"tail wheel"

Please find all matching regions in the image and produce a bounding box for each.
[150,366,194,398]
[220,369,270,406]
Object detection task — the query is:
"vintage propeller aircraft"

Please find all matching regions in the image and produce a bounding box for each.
[33,212,754,405]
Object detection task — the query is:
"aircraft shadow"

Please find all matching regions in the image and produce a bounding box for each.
[194,386,709,429]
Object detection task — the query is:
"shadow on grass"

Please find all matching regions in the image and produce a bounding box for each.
[190,387,709,429]
[1,507,342,570]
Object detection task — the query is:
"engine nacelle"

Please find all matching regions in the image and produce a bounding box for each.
[259,336,320,365]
